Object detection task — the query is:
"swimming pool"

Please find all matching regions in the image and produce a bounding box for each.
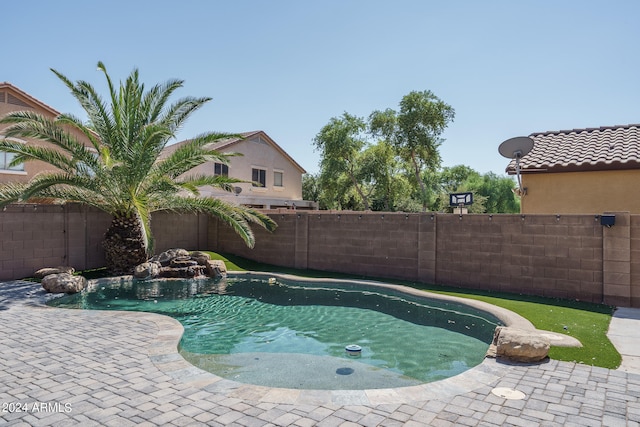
[48,274,502,389]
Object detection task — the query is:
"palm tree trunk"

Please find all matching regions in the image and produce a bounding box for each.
[102,215,148,275]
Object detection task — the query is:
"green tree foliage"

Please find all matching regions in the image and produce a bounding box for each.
[0,62,276,274]
[369,90,455,211]
[434,165,519,213]
[358,141,421,211]
[313,112,371,210]
[310,91,517,214]
[302,173,320,204]
[477,172,520,213]
[434,165,487,213]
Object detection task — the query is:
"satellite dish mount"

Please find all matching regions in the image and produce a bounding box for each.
[498,136,534,196]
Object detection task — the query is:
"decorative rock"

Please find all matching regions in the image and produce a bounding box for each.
[159,265,206,278]
[135,249,225,280]
[151,248,190,266]
[34,266,75,279]
[41,273,87,294]
[492,326,550,363]
[190,251,211,265]
[170,257,198,268]
[206,260,227,278]
[133,262,160,280]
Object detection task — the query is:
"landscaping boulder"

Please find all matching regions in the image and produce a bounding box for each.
[135,249,223,279]
[133,262,161,280]
[492,326,550,363]
[151,248,190,266]
[34,266,75,279]
[189,251,211,265]
[170,256,199,268]
[41,273,87,294]
[206,260,227,278]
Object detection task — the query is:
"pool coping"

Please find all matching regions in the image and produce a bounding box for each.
[39,272,578,405]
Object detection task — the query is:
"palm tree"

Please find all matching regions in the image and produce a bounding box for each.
[0,62,277,274]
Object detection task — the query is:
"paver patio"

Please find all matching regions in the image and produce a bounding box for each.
[1,280,640,426]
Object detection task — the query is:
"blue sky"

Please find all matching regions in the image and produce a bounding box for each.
[3,1,639,176]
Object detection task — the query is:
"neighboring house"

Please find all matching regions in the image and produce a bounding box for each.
[505,123,640,214]
[0,82,94,184]
[162,131,317,210]
[0,83,316,210]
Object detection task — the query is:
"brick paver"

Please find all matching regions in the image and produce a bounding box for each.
[1,280,640,426]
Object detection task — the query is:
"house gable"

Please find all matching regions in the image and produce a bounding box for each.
[163,130,313,208]
[0,83,97,185]
[0,83,61,118]
[210,131,306,175]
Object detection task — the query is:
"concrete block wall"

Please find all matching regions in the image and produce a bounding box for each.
[0,205,209,281]
[2,206,638,307]
[151,211,209,253]
[631,215,640,307]
[211,211,629,306]
[305,212,422,280]
[2,204,70,280]
[434,214,603,302]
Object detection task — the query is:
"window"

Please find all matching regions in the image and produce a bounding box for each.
[252,168,266,187]
[0,137,25,172]
[273,171,283,187]
[0,151,24,171]
[214,163,229,177]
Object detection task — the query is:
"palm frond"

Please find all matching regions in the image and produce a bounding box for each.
[52,67,117,148]
[130,194,153,254]
[0,182,30,207]
[176,174,244,193]
[162,196,257,247]
[154,132,238,179]
[55,113,103,152]
[144,79,185,123]
[233,205,278,232]
[0,139,76,173]
[161,96,212,135]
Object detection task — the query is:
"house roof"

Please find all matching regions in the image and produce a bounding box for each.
[506,124,640,174]
[0,82,61,117]
[163,130,307,174]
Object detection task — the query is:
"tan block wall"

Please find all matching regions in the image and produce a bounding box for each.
[521,170,640,214]
[434,214,603,301]
[631,215,640,307]
[151,211,209,253]
[212,211,615,305]
[3,206,640,308]
[0,205,209,281]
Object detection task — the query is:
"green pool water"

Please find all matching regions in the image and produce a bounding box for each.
[48,274,501,389]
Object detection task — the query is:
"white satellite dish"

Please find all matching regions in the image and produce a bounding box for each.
[498,136,534,159]
[498,136,534,196]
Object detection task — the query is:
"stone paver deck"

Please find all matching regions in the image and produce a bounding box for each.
[1,280,640,426]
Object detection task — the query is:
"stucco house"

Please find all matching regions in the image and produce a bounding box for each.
[163,131,317,209]
[505,123,640,214]
[0,82,95,184]
[0,83,316,210]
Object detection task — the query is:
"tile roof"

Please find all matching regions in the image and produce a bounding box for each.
[505,124,640,174]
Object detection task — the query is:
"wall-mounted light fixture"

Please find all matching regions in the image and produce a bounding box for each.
[600,214,615,228]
